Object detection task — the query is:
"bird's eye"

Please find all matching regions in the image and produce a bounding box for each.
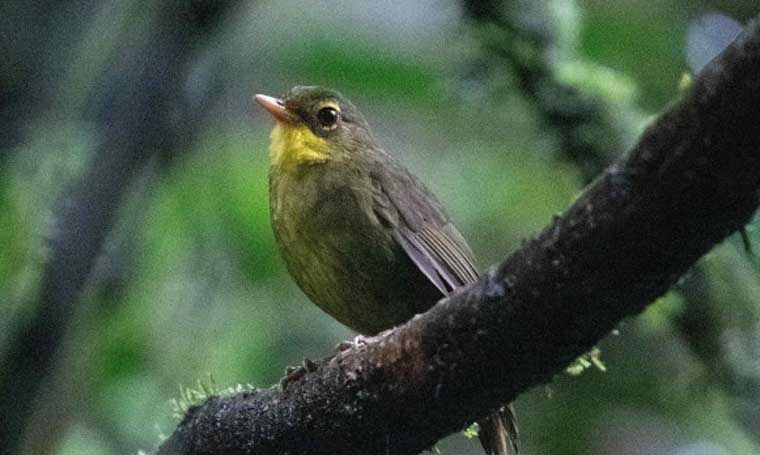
[317,107,339,129]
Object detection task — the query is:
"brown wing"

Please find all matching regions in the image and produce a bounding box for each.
[398,223,479,291]
[370,151,480,295]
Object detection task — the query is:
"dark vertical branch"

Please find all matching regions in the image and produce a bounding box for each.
[0,2,238,454]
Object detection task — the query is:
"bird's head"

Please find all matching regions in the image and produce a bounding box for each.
[255,86,373,169]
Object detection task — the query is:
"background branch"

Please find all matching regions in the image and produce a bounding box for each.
[0,2,237,453]
[156,15,760,455]
[462,0,643,183]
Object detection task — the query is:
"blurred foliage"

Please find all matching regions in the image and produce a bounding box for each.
[2,1,760,454]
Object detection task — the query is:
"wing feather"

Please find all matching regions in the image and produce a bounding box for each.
[371,154,480,295]
[418,225,479,285]
[392,229,450,295]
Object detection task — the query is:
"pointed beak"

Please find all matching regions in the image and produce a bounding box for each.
[254,94,297,124]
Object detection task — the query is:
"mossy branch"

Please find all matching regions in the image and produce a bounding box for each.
[157,16,760,455]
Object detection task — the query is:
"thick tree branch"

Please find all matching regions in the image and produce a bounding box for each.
[157,17,760,455]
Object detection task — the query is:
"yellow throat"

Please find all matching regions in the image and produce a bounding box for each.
[269,124,330,170]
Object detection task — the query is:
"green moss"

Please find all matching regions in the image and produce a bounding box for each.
[565,346,606,376]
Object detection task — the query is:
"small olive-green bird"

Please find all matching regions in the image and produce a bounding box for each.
[256,86,518,455]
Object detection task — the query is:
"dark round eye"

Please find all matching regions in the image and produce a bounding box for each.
[317,107,339,129]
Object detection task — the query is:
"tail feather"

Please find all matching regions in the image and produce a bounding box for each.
[477,404,519,455]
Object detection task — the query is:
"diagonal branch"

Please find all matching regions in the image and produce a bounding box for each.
[462,1,760,444]
[157,16,760,455]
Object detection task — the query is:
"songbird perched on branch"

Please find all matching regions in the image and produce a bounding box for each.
[256,86,518,455]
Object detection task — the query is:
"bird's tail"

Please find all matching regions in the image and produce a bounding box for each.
[477,404,519,455]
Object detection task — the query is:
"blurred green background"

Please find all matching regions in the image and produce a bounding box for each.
[2,1,760,454]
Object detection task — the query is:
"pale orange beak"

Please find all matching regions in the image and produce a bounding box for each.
[254,94,297,124]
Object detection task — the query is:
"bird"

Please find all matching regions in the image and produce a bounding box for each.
[255,85,518,455]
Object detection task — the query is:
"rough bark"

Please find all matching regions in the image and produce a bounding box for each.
[157,16,760,455]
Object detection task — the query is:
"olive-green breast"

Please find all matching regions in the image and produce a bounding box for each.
[269,159,442,334]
